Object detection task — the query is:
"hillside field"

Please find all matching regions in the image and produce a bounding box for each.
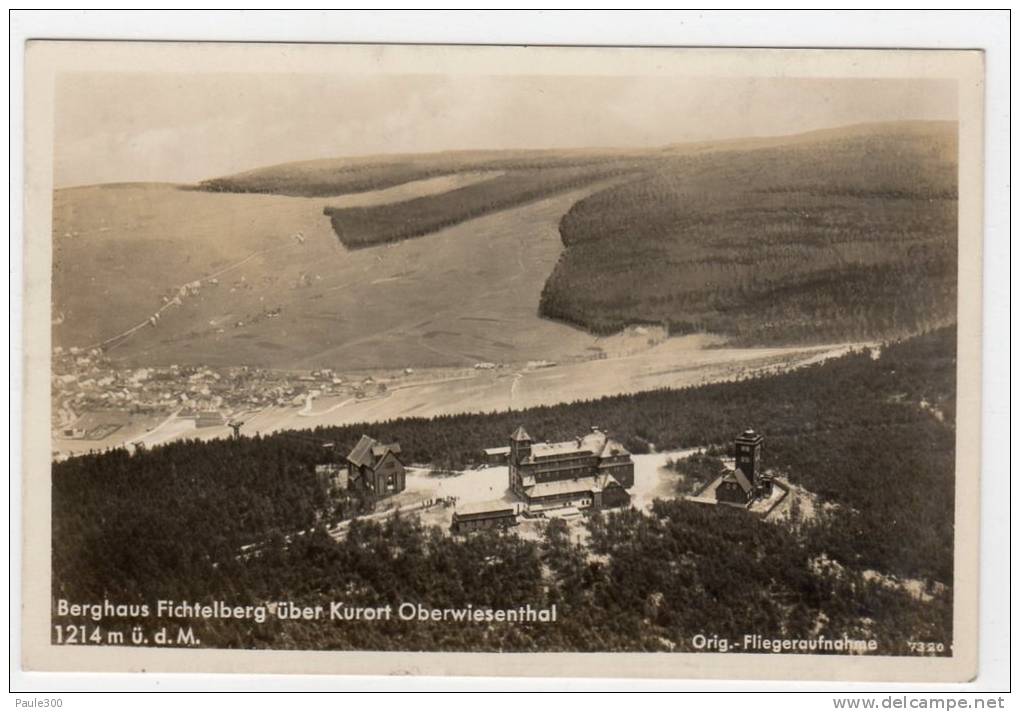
[54,122,960,370]
[53,179,616,369]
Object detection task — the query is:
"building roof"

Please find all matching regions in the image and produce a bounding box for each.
[454,499,517,517]
[595,435,629,459]
[525,473,622,499]
[483,446,511,456]
[598,473,627,489]
[346,435,377,467]
[346,435,401,468]
[522,428,630,463]
[578,430,608,455]
[527,477,598,498]
[530,439,591,458]
[737,428,764,445]
[510,426,532,442]
[548,506,583,518]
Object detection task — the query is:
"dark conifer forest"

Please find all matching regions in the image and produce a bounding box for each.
[323,166,630,248]
[539,123,958,344]
[52,327,957,654]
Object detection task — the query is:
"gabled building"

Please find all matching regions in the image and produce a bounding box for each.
[480,445,511,466]
[345,435,406,497]
[507,426,634,511]
[714,466,755,506]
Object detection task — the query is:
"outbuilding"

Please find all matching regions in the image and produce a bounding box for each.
[451,500,519,534]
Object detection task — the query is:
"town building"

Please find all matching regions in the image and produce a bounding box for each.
[451,500,520,534]
[506,426,634,512]
[345,435,406,497]
[716,429,772,507]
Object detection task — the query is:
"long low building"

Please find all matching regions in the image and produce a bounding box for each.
[451,500,520,534]
[480,445,510,466]
[525,473,631,512]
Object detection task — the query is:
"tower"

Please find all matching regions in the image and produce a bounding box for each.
[735,428,764,489]
[509,426,532,465]
[509,426,532,492]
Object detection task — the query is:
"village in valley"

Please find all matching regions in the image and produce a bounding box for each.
[52,347,375,447]
[52,346,810,544]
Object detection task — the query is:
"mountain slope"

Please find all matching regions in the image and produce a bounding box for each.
[540,121,958,343]
[53,122,959,367]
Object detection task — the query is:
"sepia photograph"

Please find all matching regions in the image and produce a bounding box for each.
[17,37,989,683]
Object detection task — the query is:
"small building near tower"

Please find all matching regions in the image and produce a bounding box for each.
[716,428,771,507]
[345,435,406,497]
[715,467,755,506]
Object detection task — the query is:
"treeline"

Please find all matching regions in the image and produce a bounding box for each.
[540,123,959,344]
[323,166,632,249]
[225,501,951,653]
[197,150,650,198]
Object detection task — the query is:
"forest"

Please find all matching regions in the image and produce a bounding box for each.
[197,149,647,198]
[323,166,629,248]
[202,122,959,347]
[668,451,726,495]
[540,122,958,344]
[52,327,957,652]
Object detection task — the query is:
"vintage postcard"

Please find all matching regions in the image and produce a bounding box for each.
[20,41,984,680]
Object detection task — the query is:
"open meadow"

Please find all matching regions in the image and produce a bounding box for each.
[53,178,615,370]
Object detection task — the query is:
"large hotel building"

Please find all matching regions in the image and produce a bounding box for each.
[507,426,634,511]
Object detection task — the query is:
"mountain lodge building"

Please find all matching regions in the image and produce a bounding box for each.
[346,435,406,497]
[507,426,634,511]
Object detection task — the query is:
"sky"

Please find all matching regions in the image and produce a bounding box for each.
[54,72,958,187]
